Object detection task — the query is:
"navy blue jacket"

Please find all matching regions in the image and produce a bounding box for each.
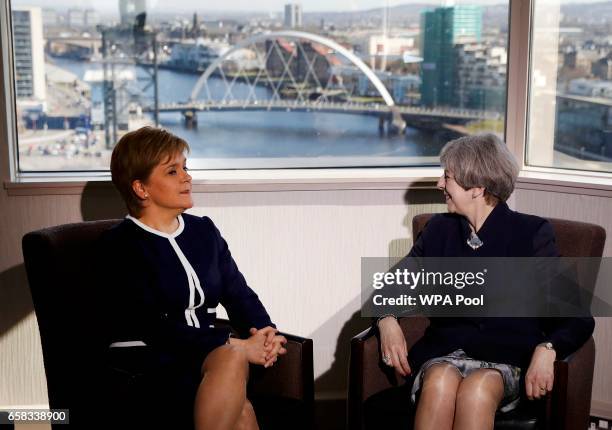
[406,203,595,371]
[98,213,273,363]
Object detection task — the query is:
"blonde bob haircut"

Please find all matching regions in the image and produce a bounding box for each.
[110,126,190,217]
[439,133,519,204]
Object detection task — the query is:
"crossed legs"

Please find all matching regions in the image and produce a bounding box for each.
[414,363,505,430]
[194,344,259,430]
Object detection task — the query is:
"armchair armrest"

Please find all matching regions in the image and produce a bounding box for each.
[178,319,315,430]
[249,332,314,430]
[347,316,429,430]
[546,336,595,430]
[214,319,314,403]
[248,332,314,403]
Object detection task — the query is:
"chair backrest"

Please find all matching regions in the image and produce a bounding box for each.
[22,220,121,412]
[23,220,315,429]
[412,213,606,258]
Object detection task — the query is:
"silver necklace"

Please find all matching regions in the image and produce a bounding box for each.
[467,232,483,250]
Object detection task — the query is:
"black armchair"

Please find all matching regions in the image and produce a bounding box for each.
[22,220,314,429]
[348,214,605,430]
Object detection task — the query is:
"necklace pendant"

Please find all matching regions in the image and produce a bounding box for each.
[467,232,483,250]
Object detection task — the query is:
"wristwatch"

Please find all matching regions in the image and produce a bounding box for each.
[538,341,555,351]
[376,314,398,328]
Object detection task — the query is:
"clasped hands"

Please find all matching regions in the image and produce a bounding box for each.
[231,326,287,368]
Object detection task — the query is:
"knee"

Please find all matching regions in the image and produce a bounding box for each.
[218,345,249,375]
[456,386,497,410]
[456,374,502,410]
[201,344,249,377]
[421,364,461,402]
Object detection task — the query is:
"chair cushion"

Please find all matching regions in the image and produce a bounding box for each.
[362,385,543,430]
[494,400,543,430]
[250,396,311,430]
[103,347,198,429]
[363,385,415,429]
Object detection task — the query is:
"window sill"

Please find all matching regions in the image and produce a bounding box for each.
[516,169,612,198]
[4,167,443,196]
[6,167,612,198]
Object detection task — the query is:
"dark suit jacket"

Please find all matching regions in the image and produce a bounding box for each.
[406,202,595,372]
[97,213,274,364]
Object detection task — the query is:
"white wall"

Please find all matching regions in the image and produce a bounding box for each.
[0,183,446,406]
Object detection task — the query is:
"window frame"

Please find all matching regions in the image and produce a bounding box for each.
[507,0,612,193]
[1,0,19,184]
[2,0,612,195]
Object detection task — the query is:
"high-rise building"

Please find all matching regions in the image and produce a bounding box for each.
[592,55,612,81]
[420,5,482,107]
[67,8,85,27]
[284,3,302,28]
[455,43,507,112]
[11,6,46,102]
[42,9,57,27]
[119,0,147,26]
[84,9,100,27]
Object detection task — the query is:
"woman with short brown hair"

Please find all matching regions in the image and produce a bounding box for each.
[102,126,286,430]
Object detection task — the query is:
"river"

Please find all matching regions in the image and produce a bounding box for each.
[51,58,448,169]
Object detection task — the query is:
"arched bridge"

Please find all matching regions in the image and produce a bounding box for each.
[148,31,500,130]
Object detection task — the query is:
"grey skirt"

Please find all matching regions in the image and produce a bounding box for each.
[410,349,522,413]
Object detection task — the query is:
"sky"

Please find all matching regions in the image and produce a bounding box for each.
[11,0,603,14]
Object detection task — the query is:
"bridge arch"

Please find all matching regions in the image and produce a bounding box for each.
[189,30,395,107]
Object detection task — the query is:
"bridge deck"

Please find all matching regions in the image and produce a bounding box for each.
[146,101,500,121]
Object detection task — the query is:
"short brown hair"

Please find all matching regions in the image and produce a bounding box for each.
[440,133,519,204]
[110,127,190,216]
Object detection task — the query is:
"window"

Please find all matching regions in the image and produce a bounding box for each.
[6,0,509,174]
[526,0,612,174]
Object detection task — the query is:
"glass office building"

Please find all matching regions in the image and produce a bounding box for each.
[420,5,483,108]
